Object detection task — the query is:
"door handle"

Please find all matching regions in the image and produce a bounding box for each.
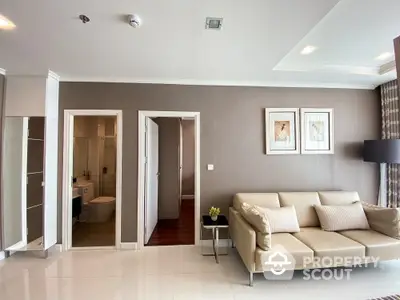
[156,172,160,176]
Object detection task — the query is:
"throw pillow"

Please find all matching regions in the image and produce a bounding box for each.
[241,203,271,233]
[256,232,271,250]
[241,203,300,233]
[362,203,400,239]
[314,202,370,231]
[257,206,301,233]
[240,203,272,250]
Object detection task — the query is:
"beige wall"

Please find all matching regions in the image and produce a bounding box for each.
[58,83,380,243]
[154,117,180,219]
[182,120,195,196]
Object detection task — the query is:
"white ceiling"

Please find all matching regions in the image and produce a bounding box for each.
[0,0,398,89]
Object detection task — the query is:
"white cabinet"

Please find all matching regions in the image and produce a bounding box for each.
[1,71,59,256]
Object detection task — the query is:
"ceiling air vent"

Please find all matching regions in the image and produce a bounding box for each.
[205,17,223,30]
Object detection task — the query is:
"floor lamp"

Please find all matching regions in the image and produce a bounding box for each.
[363,140,400,207]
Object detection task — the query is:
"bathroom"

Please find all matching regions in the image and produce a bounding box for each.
[72,116,117,247]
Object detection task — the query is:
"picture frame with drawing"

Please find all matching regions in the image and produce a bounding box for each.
[300,108,334,154]
[265,108,300,155]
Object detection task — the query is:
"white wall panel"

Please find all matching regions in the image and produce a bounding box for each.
[5,76,46,116]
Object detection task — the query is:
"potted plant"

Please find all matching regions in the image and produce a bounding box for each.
[209,206,220,221]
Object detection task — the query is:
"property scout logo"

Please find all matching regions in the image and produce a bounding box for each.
[261,244,380,281]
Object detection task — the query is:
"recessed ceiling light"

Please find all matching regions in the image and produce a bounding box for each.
[0,14,16,30]
[375,52,393,61]
[301,46,317,55]
[205,17,223,30]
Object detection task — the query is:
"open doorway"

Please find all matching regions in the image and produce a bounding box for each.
[72,116,117,247]
[144,117,195,246]
[62,110,122,250]
[137,111,200,249]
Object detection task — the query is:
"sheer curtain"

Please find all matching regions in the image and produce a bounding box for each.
[381,80,400,207]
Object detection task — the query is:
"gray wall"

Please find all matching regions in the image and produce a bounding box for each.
[0,74,4,250]
[154,117,180,219]
[58,83,380,243]
[182,120,195,196]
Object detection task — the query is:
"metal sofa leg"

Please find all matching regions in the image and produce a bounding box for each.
[249,272,254,286]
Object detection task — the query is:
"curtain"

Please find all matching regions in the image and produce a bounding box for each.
[381,80,400,207]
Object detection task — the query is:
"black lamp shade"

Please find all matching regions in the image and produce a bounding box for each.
[363,139,400,163]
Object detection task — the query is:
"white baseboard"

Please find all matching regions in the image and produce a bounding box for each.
[54,244,63,252]
[120,242,138,250]
[181,195,194,200]
[201,239,230,248]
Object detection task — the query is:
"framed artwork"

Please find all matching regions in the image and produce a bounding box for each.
[301,108,334,154]
[265,108,300,155]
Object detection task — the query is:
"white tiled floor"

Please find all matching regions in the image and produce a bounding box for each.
[1,246,400,300]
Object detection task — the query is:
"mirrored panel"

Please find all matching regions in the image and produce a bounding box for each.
[1,117,26,249]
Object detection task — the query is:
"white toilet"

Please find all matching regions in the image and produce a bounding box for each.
[74,181,116,223]
[88,196,116,223]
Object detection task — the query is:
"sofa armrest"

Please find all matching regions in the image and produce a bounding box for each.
[362,202,400,239]
[229,207,256,272]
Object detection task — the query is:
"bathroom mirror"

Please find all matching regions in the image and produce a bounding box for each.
[1,117,45,251]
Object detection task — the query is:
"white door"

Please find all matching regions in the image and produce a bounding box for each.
[144,118,159,244]
[43,102,59,250]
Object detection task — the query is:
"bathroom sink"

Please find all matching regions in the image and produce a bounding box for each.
[74,181,93,188]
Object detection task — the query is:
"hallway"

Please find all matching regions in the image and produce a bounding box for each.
[146,199,194,246]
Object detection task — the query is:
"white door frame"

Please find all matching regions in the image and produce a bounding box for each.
[137,111,200,249]
[62,110,123,251]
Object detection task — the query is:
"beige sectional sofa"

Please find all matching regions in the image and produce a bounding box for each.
[229,191,400,286]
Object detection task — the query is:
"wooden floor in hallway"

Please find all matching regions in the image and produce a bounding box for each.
[146,199,194,246]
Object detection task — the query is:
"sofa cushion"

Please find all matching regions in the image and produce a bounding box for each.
[318,191,360,205]
[258,206,300,233]
[278,192,321,227]
[314,202,370,231]
[241,203,271,233]
[293,227,365,260]
[340,230,400,260]
[363,204,400,239]
[233,193,280,214]
[256,232,271,250]
[255,233,314,271]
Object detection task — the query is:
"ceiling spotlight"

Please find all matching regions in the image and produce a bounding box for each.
[301,45,317,55]
[79,14,90,24]
[375,52,393,61]
[0,14,16,30]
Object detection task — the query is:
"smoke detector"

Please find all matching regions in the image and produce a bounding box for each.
[205,17,223,30]
[128,14,142,28]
